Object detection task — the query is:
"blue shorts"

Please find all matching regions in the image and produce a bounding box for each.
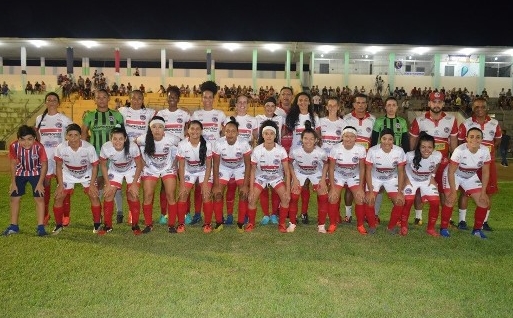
[12,175,43,197]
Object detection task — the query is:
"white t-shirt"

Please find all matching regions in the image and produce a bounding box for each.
[212,136,252,169]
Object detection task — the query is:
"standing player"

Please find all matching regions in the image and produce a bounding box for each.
[3,125,48,236]
[52,124,100,234]
[35,92,72,226]
[98,125,144,234]
[342,93,376,224]
[248,120,291,232]
[400,132,442,236]
[212,118,252,232]
[409,91,458,224]
[440,127,490,239]
[454,97,501,231]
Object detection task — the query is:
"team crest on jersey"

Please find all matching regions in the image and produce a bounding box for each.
[177,118,183,123]
[109,116,115,122]
[395,122,401,129]
[429,164,435,171]
[273,159,280,165]
[56,122,62,128]
[108,173,114,180]
[444,127,450,133]
[352,156,358,163]
[366,127,372,133]
[311,160,318,167]
[184,175,190,181]
[80,159,88,165]
[163,147,170,154]
[218,171,224,178]
[140,115,146,120]
[336,129,341,136]
[393,161,398,167]
[31,154,39,159]
[236,152,242,157]
[246,123,252,129]
[212,117,218,122]
[404,188,413,195]
[477,161,483,167]
[488,130,494,138]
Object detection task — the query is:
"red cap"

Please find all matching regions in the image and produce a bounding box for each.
[429,92,445,101]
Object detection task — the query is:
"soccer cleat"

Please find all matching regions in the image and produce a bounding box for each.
[400,227,408,236]
[286,222,296,233]
[387,228,398,235]
[184,213,192,225]
[3,225,19,236]
[237,223,245,233]
[190,213,202,225]
[225,214,234,225]
[367,227,377,234]
[426,229,440,237]
[318,225,327,233]
[132,225,142,235]
[245,223,255,232]
[482,222,493,232]
[168,226,177,234]
[116,215,123,224]
[43,214,51,226]
[177,224,185,233]
[457,221,468,230]
[278,224,287,233]
[270,215,278,224]
[440,229,451,237]
[357,225,368,235]
[301,213,309,224]
[327,224,337,233]
[92,224,102,234]
[214,223,224,232]
[471,229,487,239]
[375,216,380,225]
[260,215,270,225]
[202,224,212,233]
[141,225,153,234]
[414,218,423,226]
[344,216,352,224]
[63,216,70,227]
[158,215,168,225]
[37,227,48,237]
[52,225,63,235]
[97,226,113,235]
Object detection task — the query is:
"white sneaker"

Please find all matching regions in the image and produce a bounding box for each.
[318,225,327,233]
[286,222,296,233]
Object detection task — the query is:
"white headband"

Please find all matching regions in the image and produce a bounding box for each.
[150,118,165,127]
[262,126,277,134]
[342,127,357,135]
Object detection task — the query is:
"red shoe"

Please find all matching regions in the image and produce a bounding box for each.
[132,225,142,235]
[278,224,287,233]
[202,224,212,233]
[43,214,50,226]
[245,223,255,232]
[177,224,185,233]
[327,224,337,233]
[400,226,408,236]
[426,229,440,237]
[63,216,70,227]
[357,225,367,235]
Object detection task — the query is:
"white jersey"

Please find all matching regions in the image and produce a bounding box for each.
[255,114,284,141]
[36,112,73,156]
[118,106,156,141]
[291,113,320,149]
[99,141,141,173]
[54,140,99,180]
[449,143,491,179]
[274,107,287,118]
[251,143,288,181]
[156,108,191,140]
[409,112,458,157]
[404,150,442,183]
[191,109,227,142]
[365,144,406,180]
[212,136,252,169]
[136,132,180,174]
[176,139,213,174]
[328,143,367,178]
[289,146,327,176]
[343,111,376,150]
[224,114,258,143]
[319,117,347,155]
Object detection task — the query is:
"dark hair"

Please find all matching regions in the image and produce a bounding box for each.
[189,120,207,166]
[264,96,277,105]
[225,116,239,130]
[66,123,82,135]
[17,125,37,139]
[37,92,61,130]
[144,116,166,156]
[257,119,279,145]
[467,127,483,137]
[380,127,394,139]
[280,86,293,95]
[353,93,368,102]
[200,80,218,95]
[285,92,316,132]
[300,120,318,140]
[384,96,398,104]
[168,85,181,98]
[413,132,435,170]
[111,124,130,157]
